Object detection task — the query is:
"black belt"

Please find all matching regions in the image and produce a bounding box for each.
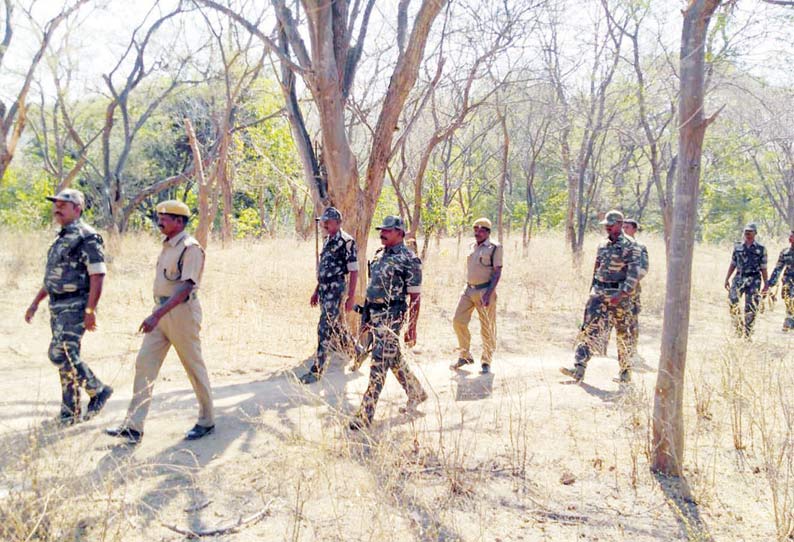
[49,291,87,302]
[595,280,621,289]
[740,272,761,277]
[155,292,197,305]
[366,299,405,311]
[466,282,490,290]
[319,275,346,284]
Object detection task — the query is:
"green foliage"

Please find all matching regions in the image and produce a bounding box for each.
[0,168,54,229]
[234,207,263,239]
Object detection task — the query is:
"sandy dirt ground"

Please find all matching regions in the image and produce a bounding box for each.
[0,230,791,541]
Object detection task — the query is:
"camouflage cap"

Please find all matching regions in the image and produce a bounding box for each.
[473,217,492,230]
[623,218,639,228]
[46,188,85,207]
[156,200,191,217]
[599,209,624,225]
[375,215,405,231]
[320,206,342,222]
[743,222,758,233]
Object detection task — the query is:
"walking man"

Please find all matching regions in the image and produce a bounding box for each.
[300,206,358,384]
[765,230,794,331]
[621,218,648,362]
[25,188,113,424]
[560,210,641,384]
[106,200,214,443]
[724,223,768,338]
[349,216,427,430]
[451,218,502,374]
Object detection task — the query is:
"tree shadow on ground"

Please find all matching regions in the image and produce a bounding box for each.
[345,424,464,541]
[654,473,714,542]
[8,353,361,536]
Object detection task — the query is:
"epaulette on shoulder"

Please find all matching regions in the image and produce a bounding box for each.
[76,221,98,237]
[183,235,203,249]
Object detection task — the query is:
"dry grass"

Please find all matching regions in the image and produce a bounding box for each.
[0,228,792,541]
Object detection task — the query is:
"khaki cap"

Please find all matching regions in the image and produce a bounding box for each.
[473,217,492,229]
[46,188,85,207]
[599,210,624,225]
[156,200,191,217]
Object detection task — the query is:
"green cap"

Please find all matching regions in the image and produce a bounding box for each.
[320,206,342,222]
[599,210,624,226]
[375,215,405,231]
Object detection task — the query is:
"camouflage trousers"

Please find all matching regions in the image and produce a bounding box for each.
[782,281,794,331]
[598,292,641,357]
[729,275,762,337]
[574,294,635,373]
[312,281,352,374]
[48,296,103,418]
[357,307,425,424]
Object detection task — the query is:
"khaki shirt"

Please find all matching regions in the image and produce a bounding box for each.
[466,238,503,285]
[153,231,205,297]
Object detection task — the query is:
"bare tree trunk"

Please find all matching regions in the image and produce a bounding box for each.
[661,154,677,259]
[184,118,211,248]
[497,108,509,243]
[219,159,233,244]
[257,188,267,236]
[652,0,723,477]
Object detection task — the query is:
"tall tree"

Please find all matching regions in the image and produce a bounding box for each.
[198,0,447,263]
[652,0,723,477]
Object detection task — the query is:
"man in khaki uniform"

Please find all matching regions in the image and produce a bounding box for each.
[451,217,503,374]
[105,200,214,444]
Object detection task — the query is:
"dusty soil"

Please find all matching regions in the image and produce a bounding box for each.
[0,230,790,541]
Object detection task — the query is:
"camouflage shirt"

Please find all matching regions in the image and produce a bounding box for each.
[624,234,649,282]
[318,229,358,282]
[365,242,422,306]
[769,246,794,287]
[592,234,641,296]
[44,219,107,295]
[730,241,767,275]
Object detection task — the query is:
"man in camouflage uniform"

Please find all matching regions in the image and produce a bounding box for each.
[764,230,794,331]
[622,218,649,361]
[724,223,768,338]
[350,235,418,373]
[25,189,113,424]
[350,216,427,430]
[451,217,503,374]
[300,207,358,384]
[560,210,641,384]
[106,200,214,444]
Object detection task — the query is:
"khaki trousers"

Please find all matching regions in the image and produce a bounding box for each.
[125,300,214,432]
[453,288,497,364]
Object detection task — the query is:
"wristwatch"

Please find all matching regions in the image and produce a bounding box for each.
[85,307,95,315]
